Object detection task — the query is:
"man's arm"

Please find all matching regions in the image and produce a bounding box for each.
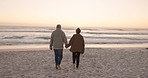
[50,33,53,50]
[65,35,74,48]
[63,32,67,46]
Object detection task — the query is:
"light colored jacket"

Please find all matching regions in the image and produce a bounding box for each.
[50,28,67,49]
[67,34,85,53]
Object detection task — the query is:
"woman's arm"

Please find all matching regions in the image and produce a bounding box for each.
[65,34,75,48]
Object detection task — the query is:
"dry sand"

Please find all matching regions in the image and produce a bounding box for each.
[0,48,148,78]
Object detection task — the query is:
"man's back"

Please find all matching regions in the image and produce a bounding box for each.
[49,24,67,69]
[50,28,67,49]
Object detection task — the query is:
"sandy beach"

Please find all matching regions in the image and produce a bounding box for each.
[0,48,148,78]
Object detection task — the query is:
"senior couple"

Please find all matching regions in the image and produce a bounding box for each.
[50,24,85,69]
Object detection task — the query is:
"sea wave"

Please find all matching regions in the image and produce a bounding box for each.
[2,36,25,39]
[0,26,148,47]
[86,32,148,35]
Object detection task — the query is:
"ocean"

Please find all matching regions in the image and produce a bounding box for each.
[0,26,148,49]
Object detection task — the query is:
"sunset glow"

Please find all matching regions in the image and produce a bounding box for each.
[0,0,148,28]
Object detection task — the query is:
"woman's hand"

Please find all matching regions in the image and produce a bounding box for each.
[65,44,69,48]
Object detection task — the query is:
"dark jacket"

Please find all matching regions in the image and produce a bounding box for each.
[67,34,85,53]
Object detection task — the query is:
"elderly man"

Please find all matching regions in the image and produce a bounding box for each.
[50,24,67,69]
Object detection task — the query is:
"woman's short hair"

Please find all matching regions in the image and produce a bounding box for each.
[76,28,81,34]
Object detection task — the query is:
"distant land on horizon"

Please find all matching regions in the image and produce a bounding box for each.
[0,25,148,30]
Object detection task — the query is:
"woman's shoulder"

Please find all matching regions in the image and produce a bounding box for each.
[73,34,83,36]
[73,34,83,39]
[73,34,77,36]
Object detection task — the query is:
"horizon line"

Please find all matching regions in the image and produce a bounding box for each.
[0,24,148,29]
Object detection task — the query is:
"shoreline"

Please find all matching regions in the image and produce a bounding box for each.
[0,43,148,51]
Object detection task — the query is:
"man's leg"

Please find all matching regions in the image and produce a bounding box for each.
[54,49,58,69]
[58,49,63,65]
[54,49,63,69]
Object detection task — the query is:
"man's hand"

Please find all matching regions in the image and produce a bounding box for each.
[50,47,52,50]
[65,45,68,48]
[65,44,69,48]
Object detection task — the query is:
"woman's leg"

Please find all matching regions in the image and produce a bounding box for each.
[72,52,76,64]
[76,52,80,68]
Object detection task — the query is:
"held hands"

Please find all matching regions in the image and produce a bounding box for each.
[65,44,69,48]
[50,44,69,50]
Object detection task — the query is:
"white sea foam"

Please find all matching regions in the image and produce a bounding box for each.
[0,26,148,48]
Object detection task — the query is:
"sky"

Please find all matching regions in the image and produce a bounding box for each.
[0,0,148,28]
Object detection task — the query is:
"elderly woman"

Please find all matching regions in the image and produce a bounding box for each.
[66,28,85,68]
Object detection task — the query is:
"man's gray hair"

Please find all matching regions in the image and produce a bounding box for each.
[56,24,61,28]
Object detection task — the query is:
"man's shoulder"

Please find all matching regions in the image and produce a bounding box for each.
[53,29,65,34]
[52,30,56,34]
